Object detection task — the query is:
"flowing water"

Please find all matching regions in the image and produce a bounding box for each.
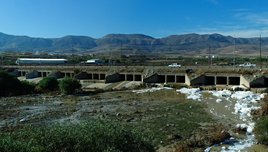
[177,88,268,152]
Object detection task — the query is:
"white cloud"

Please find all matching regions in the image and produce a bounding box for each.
[185,16,191,20]
[231,9,251,12]
[196,29,267,38]
[234,12,268,25]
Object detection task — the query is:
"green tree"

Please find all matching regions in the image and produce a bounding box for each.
[120,58,126,63]
[24,51,33,55]
[115,59,121,63]
[0,70,21,96]
[40,52,48,56]
[21,80,36,94]
[59,77,81,95]
[0,70,36,96]
[38,76,59,91]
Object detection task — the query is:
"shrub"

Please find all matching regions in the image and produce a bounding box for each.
[0,70,21,96]
[21,80,36,94]
[0,120,155,152]
[59,77,81,94]
[38,76,59,91]
[255,116,268,145]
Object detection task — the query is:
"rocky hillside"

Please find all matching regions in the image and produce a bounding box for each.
[0,32,267,56]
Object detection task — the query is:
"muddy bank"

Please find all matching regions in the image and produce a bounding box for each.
[1,87,268,151]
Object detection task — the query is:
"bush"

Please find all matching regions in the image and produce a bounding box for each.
[59,77,81,94]
[0,70,21,96]
[0,120,155,152]
[38,76,59,91]
[255,116,268,145]
[21,80,36,94]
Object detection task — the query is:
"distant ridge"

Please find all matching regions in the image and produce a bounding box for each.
[0,32,267,56]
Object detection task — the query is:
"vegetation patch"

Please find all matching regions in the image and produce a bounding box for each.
[254,94,268,145]
[0,120,155,152]
[101,91,214,148]
[38,76,59,91]
[59,77,81,95]
[0,70,36,96]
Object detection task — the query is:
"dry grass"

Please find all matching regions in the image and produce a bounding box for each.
[260,102,268,117]
[193,69,259,75]
[119,68,144,73]
[168,123,230,151]
[233,126,247,134]
[86,68,109,72]
[157,69,173,73]
[258,94,268,117]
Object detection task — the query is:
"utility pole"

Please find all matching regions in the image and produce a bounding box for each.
[260,35,262,71]
[72,45,75,69]
[210,47,212,66]
[109,48,112,66]
[208,44,211,65]
[233,35,236,70]
[120,43,122,65]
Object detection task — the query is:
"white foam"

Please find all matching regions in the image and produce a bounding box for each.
[216,99,223,103]
[132,87,172,94]
[231,85,247,90]
[209,89,232,97]
[177,87,266,152]
[177,88,202,101]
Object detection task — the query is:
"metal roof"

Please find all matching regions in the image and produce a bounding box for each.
[17,58,67,61]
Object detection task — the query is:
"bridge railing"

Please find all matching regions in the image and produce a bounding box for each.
[0,65,264,70]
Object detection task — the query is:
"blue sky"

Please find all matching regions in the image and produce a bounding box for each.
[1,0,268,38]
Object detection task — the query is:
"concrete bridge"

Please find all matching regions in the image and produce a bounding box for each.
[5,65,268,88]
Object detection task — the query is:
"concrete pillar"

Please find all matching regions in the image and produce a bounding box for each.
[175,75,177,83]
[214,76,217,85]
[227,76,229,85]
[165,75,167,83]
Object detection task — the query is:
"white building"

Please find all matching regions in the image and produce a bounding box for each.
[86,59,105,65]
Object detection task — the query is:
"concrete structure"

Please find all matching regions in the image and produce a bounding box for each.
[7,66,268,88]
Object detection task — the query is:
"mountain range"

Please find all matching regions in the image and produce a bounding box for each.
[0,32,267,57]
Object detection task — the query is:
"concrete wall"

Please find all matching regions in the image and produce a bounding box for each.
[143,74,159,83]
[26,71,38,79]
[75,72,90,80]
[240,75,250,88]
[190,75,206,86]
[48,71,64,79]
[250,76,265,88]
[185,74,191,86]
[11,70,19,76]
[106,73,120,83]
